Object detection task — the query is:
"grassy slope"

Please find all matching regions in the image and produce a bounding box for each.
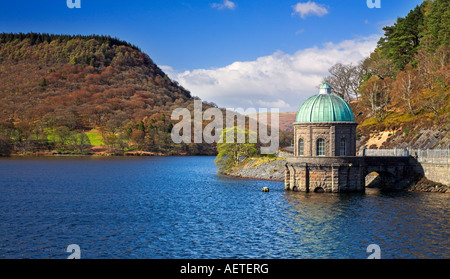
[353,102,449,149]
[85,129,104,146]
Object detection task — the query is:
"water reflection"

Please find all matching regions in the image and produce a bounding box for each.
[281,190,450,258]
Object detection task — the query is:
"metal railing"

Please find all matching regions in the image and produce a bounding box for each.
[360,148,449,164]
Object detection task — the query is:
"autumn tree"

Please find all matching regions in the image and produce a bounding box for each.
[102,133,120,154]
[421,87,448,123]
[420,56,449,123]
[392,65,420,115]
[11,121,33,149]
[54,126,72,147]
[359,76,392,122]
[415,44,449,122]
[70,132,91,153]
[130,129,145,149]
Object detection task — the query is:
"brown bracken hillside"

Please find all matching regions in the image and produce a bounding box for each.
[0,33,218,155]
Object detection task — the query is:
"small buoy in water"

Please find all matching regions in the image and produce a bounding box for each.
[262,187,269,192]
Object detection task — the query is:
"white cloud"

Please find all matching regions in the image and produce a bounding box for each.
[256,99,291,109]
[163,35,379,112]
[292,1,328,19]
[211,0,236,10]
[159,65,176,77]
[295,29,305,35]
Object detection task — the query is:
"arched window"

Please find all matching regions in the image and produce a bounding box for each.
[298,138,304,156]
[317,138,325,156]
[340,138,346,156]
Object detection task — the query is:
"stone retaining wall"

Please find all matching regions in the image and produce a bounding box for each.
[421,163,449,186]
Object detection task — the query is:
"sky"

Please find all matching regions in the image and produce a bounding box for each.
[0,0,424,111]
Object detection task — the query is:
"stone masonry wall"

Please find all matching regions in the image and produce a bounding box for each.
[285,156,413,193]
[421,163,450,186]
[308,167,333,192]
[294,123,357,157]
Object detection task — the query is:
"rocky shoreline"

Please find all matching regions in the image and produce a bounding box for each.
[409,177,450,193]
[224,158,286,182]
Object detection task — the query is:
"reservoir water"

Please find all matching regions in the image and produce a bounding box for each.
[0,156,448,259]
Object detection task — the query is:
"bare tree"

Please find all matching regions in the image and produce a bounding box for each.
[392,65,419,115]
[415,46,449,123]
[324,62,364,102]
[360,76,392,122]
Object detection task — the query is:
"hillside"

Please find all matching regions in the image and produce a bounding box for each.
[0,33,218,156]
[0,33,294,156]
[352,102,449,150]
[325,0,449,150]
[352,0,449,150]
[247,112,297,133]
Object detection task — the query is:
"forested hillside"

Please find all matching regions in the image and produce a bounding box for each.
[0,33,292,156]
[325,0,449,149]
[0,33,218,155]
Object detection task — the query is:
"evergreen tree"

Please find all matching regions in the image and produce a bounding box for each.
[377,4,425,72]
[421,0,450,52]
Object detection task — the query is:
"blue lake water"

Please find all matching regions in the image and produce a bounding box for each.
[0,156,448,259]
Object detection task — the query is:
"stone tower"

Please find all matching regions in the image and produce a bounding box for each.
[285,83,363,193]
[293,83,358,158]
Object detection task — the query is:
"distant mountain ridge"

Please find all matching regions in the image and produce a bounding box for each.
[246,112,297,132]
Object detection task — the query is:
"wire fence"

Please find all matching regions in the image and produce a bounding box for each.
[360,148,450,164]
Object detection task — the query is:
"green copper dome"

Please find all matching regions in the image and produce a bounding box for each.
[320,83,331,89]
[296,83,355,123]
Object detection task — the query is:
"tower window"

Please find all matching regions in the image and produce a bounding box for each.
[298,138,304,156]
[317,138,325,156]
[340,138,346,156]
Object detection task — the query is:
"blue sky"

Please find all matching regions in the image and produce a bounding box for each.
[1,0,425,111]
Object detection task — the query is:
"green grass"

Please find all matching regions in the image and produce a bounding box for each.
[359,117,378,127]
[85,129,104,146]
[382,112,416,127]
[360,110,429,129]
[43,128,104,146]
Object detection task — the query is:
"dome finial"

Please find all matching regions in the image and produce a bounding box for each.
[319,82,332,94]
